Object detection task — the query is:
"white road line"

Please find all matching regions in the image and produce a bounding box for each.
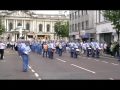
[28,65,42,80]
[38,78,42,80]
[34,73,39,77]
[101,56,115,60]
[56,58,66,62]
[109,78,114,80]
[71,64,96,74]
[28,66,32,69]
[87,58,91,59]
[101,61,108,63]
[111,63,119,66]
[93,59,99,61]
[31,69,35,73]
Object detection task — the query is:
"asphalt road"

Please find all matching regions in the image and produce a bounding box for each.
[0,49,120,80]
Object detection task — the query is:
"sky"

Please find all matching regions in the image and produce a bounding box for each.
[0,10,69,16]
[32,10,69,15]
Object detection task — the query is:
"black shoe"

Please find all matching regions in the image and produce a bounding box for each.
[23,70,27,72]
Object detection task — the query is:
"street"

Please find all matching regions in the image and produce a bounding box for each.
[0,49,120,80]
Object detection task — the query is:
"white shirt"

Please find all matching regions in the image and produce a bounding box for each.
[0,43,6,49]
[24,46,31,55]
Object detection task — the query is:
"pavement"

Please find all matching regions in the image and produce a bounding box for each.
[0,49,120,80]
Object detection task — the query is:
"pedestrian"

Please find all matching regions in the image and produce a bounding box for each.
[0,41,6,60]
[19,41,31,72]
[43,42,48,58]
[58,42,62,56]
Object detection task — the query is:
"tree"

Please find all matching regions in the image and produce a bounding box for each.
[103,10,120,59]
[54,21,61,39]
[103,10,120,42]
[0,19,5,35]
[54,21,69,39]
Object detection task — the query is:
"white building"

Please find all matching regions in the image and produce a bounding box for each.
[94,10,117,44]
[69,10,118,43]
[69,10,96,42]
[0,10,69,41]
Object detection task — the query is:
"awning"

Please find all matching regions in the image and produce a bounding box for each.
[81,33,90,38]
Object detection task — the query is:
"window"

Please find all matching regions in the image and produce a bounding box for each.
[75,24,77,31]
[86,20,89,29]
[72,24,74,31]
[9,22,13,31]
[78,23,80,31]
[17,23,22,26]
[75,12,77,19]
[82,22,84,30]
[70,14,71,20]
[47,24,50,32]
[99,10,101,22]
[86,10,88,15]
[39,24,43,32]
[82,10,84,16]
[26,23,30,30]
[69,25,71,33]
[78,11,80,17]
[72,13,74,20]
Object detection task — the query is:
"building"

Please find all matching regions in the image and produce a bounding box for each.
[94,10,117,44]
[0,10,69,41]
[69,10,118,44]
[69,10,96,42]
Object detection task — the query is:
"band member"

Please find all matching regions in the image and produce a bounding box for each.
[0,41,6,60]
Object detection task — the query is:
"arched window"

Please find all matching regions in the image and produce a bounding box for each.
[9,22,13,31]
[39,24,42,32]
[47,24,50,32]
[17,23,22,26]
[26,23,30,30]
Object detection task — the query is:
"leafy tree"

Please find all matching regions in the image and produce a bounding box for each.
[54,21,61,39]
[54,21,69,39]
[103,10,120,58]
[103,10,120,42]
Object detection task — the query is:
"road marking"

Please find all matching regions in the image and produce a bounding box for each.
[101,61,108,63]
[28,65,42,80]
[93,59,99,61]
[71,64,96,74]
[31,69,35,73]
[87,58,91,59]
[111,63,119,66]
[109,78,114,80]
[38,78,42,80]
[100,56,115,60]
[34,73,39,77]
[28,65,31,69]
[56,58,66,62]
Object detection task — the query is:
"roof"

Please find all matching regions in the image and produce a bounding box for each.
[0,10,69,20]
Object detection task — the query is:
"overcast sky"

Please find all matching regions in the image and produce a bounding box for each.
[0,10,69,16]
[32,10,69,15]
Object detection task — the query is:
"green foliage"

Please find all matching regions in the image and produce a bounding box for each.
[103,10,120,32]
[54,21,69,38]
[103,10,120,43]
[0,19,5,35]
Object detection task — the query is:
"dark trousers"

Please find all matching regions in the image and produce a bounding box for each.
[0,49,4,59]
[71,52,74,58]
[43,50,48,58]
[50,51,53,59]
[59,49,62,56]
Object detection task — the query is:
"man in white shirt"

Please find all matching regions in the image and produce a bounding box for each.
[20,41,31,72]
[0,41,6,60]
